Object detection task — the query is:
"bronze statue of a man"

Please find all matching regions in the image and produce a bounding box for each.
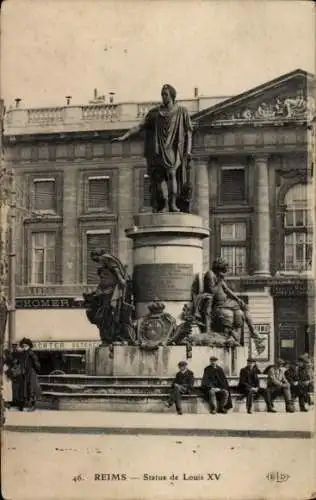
[113,84,193,213]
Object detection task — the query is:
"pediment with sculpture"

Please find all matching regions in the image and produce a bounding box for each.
[193,69,315,126]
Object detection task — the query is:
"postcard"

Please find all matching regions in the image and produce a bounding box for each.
[1,1,315,499]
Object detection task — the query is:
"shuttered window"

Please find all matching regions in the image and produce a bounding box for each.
[220,167,246,203]
[33,179,56,212]
[88,176,110,210]
[143,174,151,208]
[31,232,56,284]
[86,231,112,284]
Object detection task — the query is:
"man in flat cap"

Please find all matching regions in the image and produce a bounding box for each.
[266,359,294,413]
[237,357,268,414]
[284,360,309,412]
[166,361,194,415]
[201,356,232,414]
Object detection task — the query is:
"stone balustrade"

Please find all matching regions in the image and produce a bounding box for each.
[27,107,66,125]
[81,104,120,122]
[3,96,225,135]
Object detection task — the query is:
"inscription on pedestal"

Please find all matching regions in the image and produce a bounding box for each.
[134,264,193,301]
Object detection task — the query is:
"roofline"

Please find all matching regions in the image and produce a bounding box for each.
[192,68,314,121]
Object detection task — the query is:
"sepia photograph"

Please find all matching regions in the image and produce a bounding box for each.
[0,1,315,499]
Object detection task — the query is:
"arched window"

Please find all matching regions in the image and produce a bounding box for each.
[283,183,313,272]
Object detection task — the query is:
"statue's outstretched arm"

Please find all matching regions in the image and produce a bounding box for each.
[112,119,145,142]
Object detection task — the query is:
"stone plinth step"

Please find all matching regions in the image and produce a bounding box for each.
[38,392,308,414]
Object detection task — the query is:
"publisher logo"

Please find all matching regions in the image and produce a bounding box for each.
[266,471,290,483]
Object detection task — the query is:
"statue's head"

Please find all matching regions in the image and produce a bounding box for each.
[90,248,105,262]
[161,84,177,105]
[211,257,228,277]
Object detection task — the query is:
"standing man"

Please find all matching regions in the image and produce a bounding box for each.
[166,361,194,415]
[266,359,294,413]
[297,354,314,408]
[201,356,232,414]
[238,357,267,414]
[112,84,193,213]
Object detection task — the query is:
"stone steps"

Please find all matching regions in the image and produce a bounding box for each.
[37,374,312,413]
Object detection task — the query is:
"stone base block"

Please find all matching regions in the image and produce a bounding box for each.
[94,344,247,377]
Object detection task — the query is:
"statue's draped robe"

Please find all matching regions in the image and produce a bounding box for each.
[143,104,193,194]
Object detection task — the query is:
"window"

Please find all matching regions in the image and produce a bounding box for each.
[33,178,56,212]
[220,222,247,275]
[143,174,151,208]
[31,232,56,284]
[86,231,112,284]
[283,183,313,272]
[87,176,110,210]
[220,166,246,204]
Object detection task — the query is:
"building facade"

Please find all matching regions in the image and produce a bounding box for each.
[3,69,315,374]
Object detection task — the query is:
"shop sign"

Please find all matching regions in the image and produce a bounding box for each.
[32,340,100,350]
[15,297,85,309]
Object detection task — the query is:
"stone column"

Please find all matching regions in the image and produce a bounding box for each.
[195,158,210,272]
[126,213,209,321]
[253,155,270,276]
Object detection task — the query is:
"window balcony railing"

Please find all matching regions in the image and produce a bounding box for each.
[280,261,313,273]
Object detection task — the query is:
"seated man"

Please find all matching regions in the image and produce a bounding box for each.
[284,361,307,412]
[166,361,194,415]
[266,359,294,413]
[238,357,268,414]
[201,356,232,414]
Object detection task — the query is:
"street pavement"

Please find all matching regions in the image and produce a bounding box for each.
[2,427,315,500]
[3,408,315,438]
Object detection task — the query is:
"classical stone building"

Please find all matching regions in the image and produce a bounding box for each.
[3,69,315,373]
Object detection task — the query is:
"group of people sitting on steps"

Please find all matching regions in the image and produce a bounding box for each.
[166,354,314,415]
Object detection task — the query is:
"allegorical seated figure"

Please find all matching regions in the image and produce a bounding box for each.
[196,258,263,347]
[83,249,134,344]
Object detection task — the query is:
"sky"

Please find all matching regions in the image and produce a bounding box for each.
[1,0,315,108]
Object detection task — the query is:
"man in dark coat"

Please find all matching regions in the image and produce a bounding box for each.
[238,357,268,413]
[201,356,232,414]
[285,361,308,412]
[5,343,22,408]
[166,361,194,415]
[297,355,313,408]
[17,338,41,411]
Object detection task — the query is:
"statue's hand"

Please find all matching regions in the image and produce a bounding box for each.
[111,135,125,142]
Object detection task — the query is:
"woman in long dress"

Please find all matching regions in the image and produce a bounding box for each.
[17,338,41,411]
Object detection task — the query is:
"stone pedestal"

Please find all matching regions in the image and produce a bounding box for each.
[125,213,209,321]
[95,344,247,377]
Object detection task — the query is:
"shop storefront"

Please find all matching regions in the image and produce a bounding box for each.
[13,297,100,374]
[271,280,314,362]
